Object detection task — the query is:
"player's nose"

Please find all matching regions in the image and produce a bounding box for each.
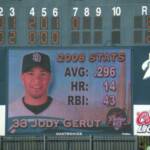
[32,74,41,84]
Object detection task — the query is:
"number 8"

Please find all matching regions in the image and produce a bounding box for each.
[84,7,90,17]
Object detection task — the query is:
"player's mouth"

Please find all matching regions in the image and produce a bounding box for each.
[31,87,42,91]
[33,88,42,90]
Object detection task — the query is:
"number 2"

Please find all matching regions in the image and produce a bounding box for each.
[0,7,4,16]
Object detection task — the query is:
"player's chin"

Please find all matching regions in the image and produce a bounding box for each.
[31,89,42,94]
[31,94,43,99]
[30,92,44,99]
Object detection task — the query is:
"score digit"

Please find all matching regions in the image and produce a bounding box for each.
[10,7,15,17]
[0,7,4,16]
[53,8,58,17]
[29,7,35,16]
[112,7,121,16]
[84,7,90,17]
[73,7,78,16]
[96,7,102,16]
[41,8,47,17]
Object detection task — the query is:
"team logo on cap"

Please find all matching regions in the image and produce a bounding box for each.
[32,53,42,62]
[142,52,150,80]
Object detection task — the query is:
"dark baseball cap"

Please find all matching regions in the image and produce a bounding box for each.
[22,52,51,73]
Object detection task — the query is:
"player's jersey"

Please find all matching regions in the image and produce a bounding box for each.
[8,97,80,134]
[9,97,79,119]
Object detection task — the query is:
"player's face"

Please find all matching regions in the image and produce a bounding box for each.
[21,67,51,99]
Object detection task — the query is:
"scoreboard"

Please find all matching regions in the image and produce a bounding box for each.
[0,0,150,136]
[0,0,150,46]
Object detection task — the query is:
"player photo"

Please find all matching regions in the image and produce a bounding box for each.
[8,49,80,134]
[8,48,131,135]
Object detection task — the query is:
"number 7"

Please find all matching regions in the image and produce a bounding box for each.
[73,7,78,16]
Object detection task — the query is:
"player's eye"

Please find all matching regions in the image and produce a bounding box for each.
[27,72,33,75]
[41,72,47,76]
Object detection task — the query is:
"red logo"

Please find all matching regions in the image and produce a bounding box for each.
[136,111,150,125]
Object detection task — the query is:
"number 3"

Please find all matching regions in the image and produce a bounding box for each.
[10,7,15,17]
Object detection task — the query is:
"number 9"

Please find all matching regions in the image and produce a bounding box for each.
[96,7,101,16]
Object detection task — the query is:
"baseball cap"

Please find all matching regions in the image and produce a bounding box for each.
[22,52,51,73]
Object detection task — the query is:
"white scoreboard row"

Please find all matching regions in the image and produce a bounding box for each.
[0,6,149,17]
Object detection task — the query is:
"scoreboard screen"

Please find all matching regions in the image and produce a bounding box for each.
[0,0,150,46]
[6,48,131,135]
[0,0,150,136]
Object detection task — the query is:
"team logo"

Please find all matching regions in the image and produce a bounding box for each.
[106,108,127,131]
[134,105,150,136]
[142,53,150,80]
[32,53,42,62]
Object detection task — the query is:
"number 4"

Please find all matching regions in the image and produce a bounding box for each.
[29,7,35,16]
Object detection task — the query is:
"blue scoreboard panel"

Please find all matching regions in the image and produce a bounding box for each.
[0,0,150,136]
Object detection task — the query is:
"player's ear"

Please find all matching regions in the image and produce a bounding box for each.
[21,73,25,81]
[49,73,52,82]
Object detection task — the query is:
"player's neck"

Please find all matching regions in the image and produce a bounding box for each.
[24,95,48,106]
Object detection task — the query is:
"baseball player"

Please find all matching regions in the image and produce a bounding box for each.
[8,52,79,133]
